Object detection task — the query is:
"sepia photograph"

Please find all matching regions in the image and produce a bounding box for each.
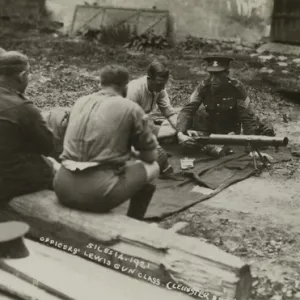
[0,0,299,299]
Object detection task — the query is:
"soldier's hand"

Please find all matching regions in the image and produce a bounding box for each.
[249,152,274,162]
[263,126,276,137]
[256,118,276,137]
[177,132,197,147]
[187,130,202,137]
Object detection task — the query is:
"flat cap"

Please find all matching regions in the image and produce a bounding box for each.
[0,51,28,75]
[0,221,30,259]
[203,56,233,72]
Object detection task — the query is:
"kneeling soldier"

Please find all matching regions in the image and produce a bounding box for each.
[176,55,275,157]
[127,59,181,180]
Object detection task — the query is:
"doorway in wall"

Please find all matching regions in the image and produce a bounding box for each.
[271,0,300,43]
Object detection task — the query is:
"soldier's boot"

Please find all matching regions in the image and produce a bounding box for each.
[127,184,156,220]
[157,145,184,181]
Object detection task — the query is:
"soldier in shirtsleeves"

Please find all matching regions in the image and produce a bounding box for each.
[176,56,275,157]
[54,65,160,220]
[127,60,181,180]
[0,51,55,206]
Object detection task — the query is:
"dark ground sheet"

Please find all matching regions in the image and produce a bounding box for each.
[112,144,291,220]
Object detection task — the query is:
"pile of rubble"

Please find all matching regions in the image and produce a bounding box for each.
[251,54,300,76]
[251,275,300,300]
[250,53,300,95]
[177,35,258,53]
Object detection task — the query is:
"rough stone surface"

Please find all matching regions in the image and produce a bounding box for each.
[257,43,300,56]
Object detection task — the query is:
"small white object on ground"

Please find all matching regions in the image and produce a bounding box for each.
[277,62,288,67]
[277,56,288,61]
[292,58,300,64]
[258,55,274,61]
[260,67,274,74]
[180,158,195,170]
[191,185,214,195]
[168,222,189,233]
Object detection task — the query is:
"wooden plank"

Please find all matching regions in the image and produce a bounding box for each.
[0,268,59,300]
[0,190,253,300]
[1,239,199,300]
[76,5,169,14]
[71,5,169,36]
[0,261,76,300]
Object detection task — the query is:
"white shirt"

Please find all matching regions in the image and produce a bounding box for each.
[126,76,175,118]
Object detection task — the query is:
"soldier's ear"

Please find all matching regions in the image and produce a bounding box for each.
[18,70,27,82]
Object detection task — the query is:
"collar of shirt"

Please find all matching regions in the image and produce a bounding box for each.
[145,76,158,96]
[97,87,120,98]
[141,76,157,96]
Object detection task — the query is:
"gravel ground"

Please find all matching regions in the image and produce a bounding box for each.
[2,32,300,300]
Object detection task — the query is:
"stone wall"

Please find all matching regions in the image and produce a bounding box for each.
[47,0,274,43]
[0,0,47,22]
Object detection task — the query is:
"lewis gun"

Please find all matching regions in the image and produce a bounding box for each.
[194,134,289,169]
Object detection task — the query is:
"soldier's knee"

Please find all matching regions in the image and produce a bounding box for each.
[139,161,160,182]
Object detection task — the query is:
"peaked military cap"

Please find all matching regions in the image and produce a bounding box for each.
[0,221,30,258]
[203,56,233,72]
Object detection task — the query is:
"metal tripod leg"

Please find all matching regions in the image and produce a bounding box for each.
[251,150,258,170]
[254,148,270,169]
[249,143,269,171]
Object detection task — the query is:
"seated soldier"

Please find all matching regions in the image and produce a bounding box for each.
[53,65,160,220]
[127,59,180,180]
[0,51,55,206]
[176,55,275,157]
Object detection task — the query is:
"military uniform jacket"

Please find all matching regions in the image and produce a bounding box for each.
[0,87,55,202]
[176,76,258,135]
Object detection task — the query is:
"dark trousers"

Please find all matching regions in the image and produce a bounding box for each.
[148,119,171,173]
[53,161,156,220]
[0,155,54,207]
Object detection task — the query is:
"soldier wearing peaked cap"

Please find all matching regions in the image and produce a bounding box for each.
[176,55,275,155]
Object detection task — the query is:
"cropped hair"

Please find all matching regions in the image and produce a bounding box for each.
[100,65,129,87]
[147,59,169,80]
[0,51,29,76]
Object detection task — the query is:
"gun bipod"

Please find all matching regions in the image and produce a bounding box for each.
[251,147,271,173]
